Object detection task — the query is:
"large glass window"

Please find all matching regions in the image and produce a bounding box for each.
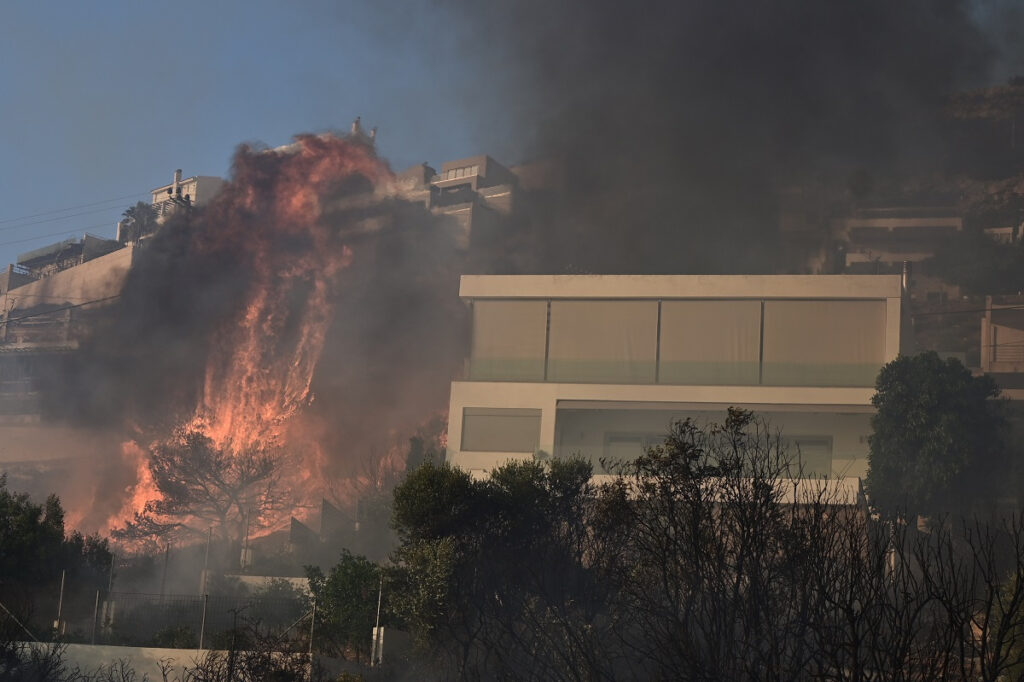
[659,300,761,385]
[469,300,548,380]
[461,408,542,452]
[762,300,886,386]
[555,407,861,478]
[547,301,658,383]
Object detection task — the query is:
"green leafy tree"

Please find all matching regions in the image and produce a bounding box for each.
[0,475,112,653]
[390,458,601,679]
[119,201,157,243]
[306,550,380,662]
[0,475,65,589]
[865,352,1008,517]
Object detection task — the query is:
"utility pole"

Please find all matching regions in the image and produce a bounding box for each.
[201,526,212,593]
[54,570,66,635]
[308,597,317,658]
[372,572,384,666]
[159,543,170,600]
[91,590,100,644]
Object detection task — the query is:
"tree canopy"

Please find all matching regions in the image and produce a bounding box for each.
[113,429,288,552]
[306,550,380,662]
[866,352,1008,517]
[119,201,158,243]
[387,409,1024,680]
[0,475,112,651]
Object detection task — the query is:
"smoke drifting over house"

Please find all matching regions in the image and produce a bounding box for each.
[409,0,1019,274]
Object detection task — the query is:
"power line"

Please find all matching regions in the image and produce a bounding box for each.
[0,222,116,249]
[912,304,1024,318]
[0,597,39,642]
[0,193,148,225]
[0,204,132,234]
[3,295,121,323]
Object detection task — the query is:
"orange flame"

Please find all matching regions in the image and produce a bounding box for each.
[110,134,394,535]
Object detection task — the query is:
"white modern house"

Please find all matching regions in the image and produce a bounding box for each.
[446,274,907,480]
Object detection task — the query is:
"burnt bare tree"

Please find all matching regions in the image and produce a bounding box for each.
[113,429,289,553]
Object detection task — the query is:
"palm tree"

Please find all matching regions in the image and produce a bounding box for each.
[120,201,157,243]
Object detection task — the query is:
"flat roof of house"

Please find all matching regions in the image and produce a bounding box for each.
[460,274,903,300]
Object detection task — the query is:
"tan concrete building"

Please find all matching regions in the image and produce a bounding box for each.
[150,169,225,220]
[979,295,1024,400]
[396,155,518,250]
[836,206,962,301]
[0,245,135,416]
[446,274,906,480]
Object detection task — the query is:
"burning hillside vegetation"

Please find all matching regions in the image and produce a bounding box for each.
[60,133,466,540]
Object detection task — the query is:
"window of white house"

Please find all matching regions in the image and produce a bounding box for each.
[762,300,886,386]
[469,300,548,380]
[659,300,761,385]
[461,408,542,452]
[547,300,658,383]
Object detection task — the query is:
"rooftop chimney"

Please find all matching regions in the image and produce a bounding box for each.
[351,117,362,135]
[901,260,912,294]
[172,169,182,197]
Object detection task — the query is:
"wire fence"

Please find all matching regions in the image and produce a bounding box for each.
[54,591,310,650]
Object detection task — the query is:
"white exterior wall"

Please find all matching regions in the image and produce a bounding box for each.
[447,275,902,476]
[448,381,876,475]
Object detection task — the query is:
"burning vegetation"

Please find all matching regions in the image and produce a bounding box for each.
[59,133,465,542]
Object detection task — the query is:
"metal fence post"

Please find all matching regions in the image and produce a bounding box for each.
[308,597,316,657]
[91,590,100,644]
[54,569,66,636]
[199,594,208,651]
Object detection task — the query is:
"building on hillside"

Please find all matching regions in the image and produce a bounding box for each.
[13,234,120,280]
[834,206,962,301]
[150,168,225,221]
[396,155,519,250]
[445,274,907,481]
[980,295,1024,398]
[0,245,136,419]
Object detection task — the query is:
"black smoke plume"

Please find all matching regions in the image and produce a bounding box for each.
[408,0,1014,273]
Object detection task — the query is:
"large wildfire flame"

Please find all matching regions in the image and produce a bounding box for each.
[109,134,397,536]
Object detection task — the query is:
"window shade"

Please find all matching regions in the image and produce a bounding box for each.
[469,300,548,380]
[762,300,886,386]
[659,300,761,385]
[461,408,542,452]
[547,301,658,383]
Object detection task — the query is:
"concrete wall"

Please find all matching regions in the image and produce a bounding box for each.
[6,245,133,309]
[448,380,876,472]
[0,265,35,295]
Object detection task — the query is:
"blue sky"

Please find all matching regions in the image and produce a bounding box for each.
[0,1,528,268]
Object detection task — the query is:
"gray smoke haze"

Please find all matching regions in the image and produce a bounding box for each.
[391,0,1018,273]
